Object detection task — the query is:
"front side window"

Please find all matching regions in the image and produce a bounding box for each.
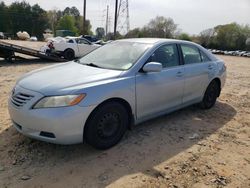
[181,45,202,64]
[78,41,152,70]
[150,44,179,68]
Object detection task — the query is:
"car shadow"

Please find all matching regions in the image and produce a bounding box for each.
[0,101,236,187]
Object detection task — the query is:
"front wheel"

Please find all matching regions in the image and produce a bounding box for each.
[200,80,220,109]
[84,102,129,150]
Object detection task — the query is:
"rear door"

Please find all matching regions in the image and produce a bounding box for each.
[136,43,185,119]
[180,44,214,104]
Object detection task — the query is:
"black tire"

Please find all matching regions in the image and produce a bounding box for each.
[63,49,75,60]
[84,102,129,150]
[200,80,220,109]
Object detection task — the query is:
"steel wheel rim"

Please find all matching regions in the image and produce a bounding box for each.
[97,112,121,139]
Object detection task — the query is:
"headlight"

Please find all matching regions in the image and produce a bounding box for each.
[33,94,86,109]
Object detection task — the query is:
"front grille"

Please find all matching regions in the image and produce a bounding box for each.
[11,92,34,107]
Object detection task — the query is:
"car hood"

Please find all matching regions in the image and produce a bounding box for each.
[17,62,123,95]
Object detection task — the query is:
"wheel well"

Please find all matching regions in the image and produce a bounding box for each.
[63,48,75,60]
[64,48,74,53]
[84,98,134,139]
[212,78,221,97]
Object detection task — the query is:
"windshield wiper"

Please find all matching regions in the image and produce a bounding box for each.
[85,63,101,68]
[75,60,102,68]
[74,59,80,63]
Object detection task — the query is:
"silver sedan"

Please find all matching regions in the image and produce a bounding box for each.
[8,38,226,149]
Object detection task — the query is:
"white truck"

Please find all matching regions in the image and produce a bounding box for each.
[41,37,100,60]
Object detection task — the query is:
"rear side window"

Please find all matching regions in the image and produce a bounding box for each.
[67,39,74,43]
[76,39,90,45]
[200,50,211,62]
[181,45,202,64]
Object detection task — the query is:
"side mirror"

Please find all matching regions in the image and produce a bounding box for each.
[143,62,162,73]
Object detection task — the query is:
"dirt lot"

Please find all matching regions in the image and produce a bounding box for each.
[0,43,249,188]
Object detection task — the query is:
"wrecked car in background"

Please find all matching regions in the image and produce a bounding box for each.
[41,37,100,60]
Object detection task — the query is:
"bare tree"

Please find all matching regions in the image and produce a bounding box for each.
[198,28,215,47]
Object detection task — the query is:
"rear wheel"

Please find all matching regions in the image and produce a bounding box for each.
[200,80,220,109]
[84,102,129,150]
[63,49,75,60]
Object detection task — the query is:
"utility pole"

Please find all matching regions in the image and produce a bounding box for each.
[114,0,118,39]
[105,5,109,36]
[83,0,86,35]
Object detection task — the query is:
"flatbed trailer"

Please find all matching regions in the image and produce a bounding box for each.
[0,40,66,62]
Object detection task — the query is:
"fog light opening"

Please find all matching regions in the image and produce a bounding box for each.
[39,131,56,139]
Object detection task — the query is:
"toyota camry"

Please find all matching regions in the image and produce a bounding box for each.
[8,38,226,149]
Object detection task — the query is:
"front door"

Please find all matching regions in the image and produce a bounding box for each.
[136,44,185,120]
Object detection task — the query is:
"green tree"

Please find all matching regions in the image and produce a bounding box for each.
[75,16,93,35]
[213,23,249,50]
[63,7,71,16]
[106,31,123,40]
[63,6,83,34]
[125,28,143,38]
[84,20,93,35]
[95,27,105,39]
[2,1,49,39]
[8,1,32,36]
[30,4,49,39]
[61,6,92,35]
[0,2,9,32]
[63,6,80,17]
[246,38,250,50]
[198,23,250,50]
[56,15,78,34]
[178,33,192,41]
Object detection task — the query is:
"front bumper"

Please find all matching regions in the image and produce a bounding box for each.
[8,85,96,145]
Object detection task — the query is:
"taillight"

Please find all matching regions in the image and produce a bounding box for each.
[48,42,54,49]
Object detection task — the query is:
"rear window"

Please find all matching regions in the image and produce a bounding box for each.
[67,39,74,43]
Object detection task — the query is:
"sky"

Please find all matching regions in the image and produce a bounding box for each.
[3,0,250,35]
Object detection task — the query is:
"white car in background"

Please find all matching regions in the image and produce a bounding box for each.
[242,52,250,57]
[233,50,248,56]
[41,37,100,60]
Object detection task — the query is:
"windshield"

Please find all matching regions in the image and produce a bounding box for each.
[78,41,152,70]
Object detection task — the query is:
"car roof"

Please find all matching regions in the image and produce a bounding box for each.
[117,38,218,61]
[117,38,194,45]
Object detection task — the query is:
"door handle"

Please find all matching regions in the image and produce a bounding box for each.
[176,71,184,77]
